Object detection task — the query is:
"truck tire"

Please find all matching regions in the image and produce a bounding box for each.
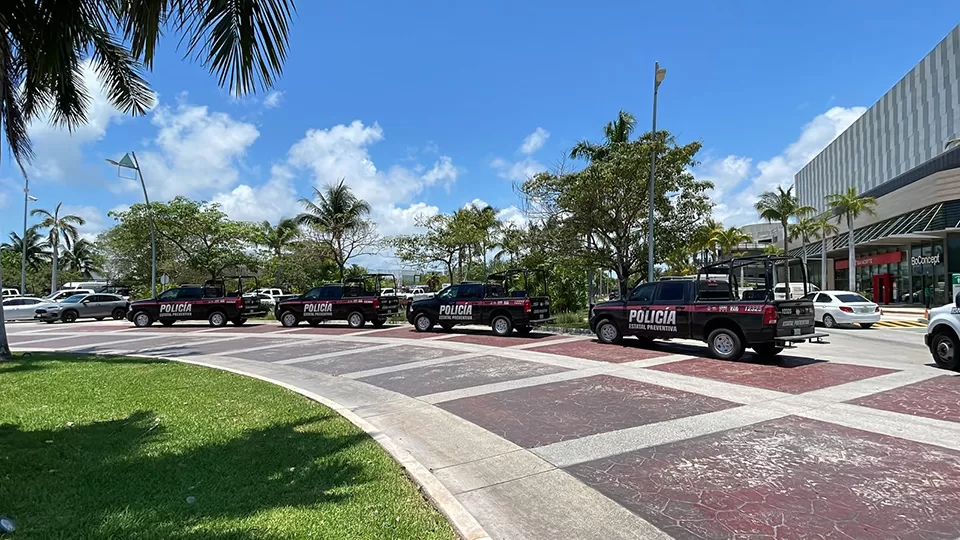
[208,311,228,327]
[61,310,79,323]
[516,325,532,336]
[491,315,513,337]
[133,311,153,328]
[596,319,622,344]
[930,331,959,370]
[347,311,365,329]
[414,312,434,332]
[372,318,387,328]
[280,311,299,327]
[161,320,175,327]
[112,308,126,320]
[440,323,455,331]
[752,343,783,358]
[707,328,745,360]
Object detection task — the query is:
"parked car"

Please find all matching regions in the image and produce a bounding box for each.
[2,297,50,321]
[35,293,129,323]
[801,290,881,328]
[45,289,95,302]
[925,303,960,370]
[2,288,21,298]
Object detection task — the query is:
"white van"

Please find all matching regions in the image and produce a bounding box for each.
[774,282,819,300]
[2,288,21,298]
[62,281,106,291]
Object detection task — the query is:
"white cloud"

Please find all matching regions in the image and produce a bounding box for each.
[211,165,301,223]
[379,202,440,235]
[122,100,260,200]
[60,205,108,242]
[490,156,545,182]
[699,106,867,225]
[496,205,527,228]
[263,90,284,109]
[520,127,550,154]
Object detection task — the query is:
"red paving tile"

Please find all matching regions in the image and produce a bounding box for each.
[48,324,128,332]
[525,339,670,363]
[439,375,737,448]
[222,324,285,333]
[567,415,960,539]
[122,324,211,333]
[849,375,960,423]
[286,326,363,336]
[648,357,896,393]
[445,333,567,348]
[365,326,443,339]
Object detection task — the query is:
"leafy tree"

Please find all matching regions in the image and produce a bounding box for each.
[257,218,299,286]
[0,0,297,361]
[297,180,380,280]
[814,217,840,289]
[492,223,526,266]
[62,239,103,278]
[789,216,820,270]
[711,226,751,260]
[762,244,785,256]
[2,226,50,270]
[522,126,713,297]
[31,203,85,292]
[827,188,878,291]
[754,186,815,254]
[569,110,637,161]
[392,213,465,284]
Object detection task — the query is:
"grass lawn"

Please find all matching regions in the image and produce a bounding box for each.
[0,354,454,540]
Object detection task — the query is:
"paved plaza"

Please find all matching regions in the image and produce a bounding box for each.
[7,320,959,540]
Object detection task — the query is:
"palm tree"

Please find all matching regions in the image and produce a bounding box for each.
[258,218,299,286]
[814,217,840,290]
[2,226,50,270]
[32,203,85,292]
[827,187,878,291]
[762,244,785,256]
[789,216,821,270]
[62,239,103,278]
[470,204,498,270]
[0,2,296,362]
[569,110,637,161]
[493,223,526,265]
[754,186,815,254]
[710,226,751,260]
[296,180,372,280]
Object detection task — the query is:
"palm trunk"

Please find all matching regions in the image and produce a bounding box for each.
[782,223,789,254]
[0,256,11,360]
[847,213,856,292]
[801,235,808,278]
[51,240,59,293]
[821,236,828,290]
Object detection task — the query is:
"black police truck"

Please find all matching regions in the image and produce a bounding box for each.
[275,274,401,328]
[589,256,827,360]
[407,269,552,336]
[127,276,268,327]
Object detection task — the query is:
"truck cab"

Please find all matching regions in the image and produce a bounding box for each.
[275,274,401,329]
[589,255,827,360]
[407,269,552,336]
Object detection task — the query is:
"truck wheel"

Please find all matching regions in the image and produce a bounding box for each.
[280,311,299,327]
[161,320,175,327]
[596,319,622,344]
[112,308,126,320]
[707,328,745,361]
[440,323,455,331]
[61,310,79,323]
[372,318,387,328]
[414,313,434,332]
[347,311,365,329]
[133,312,153,328]
[822,314,836,328]
[930,331,959,370]
[516,325,532,336]
[232,318,248,326]
[208,311,228,327]
[752,343,783,358]
[491,315,513,337]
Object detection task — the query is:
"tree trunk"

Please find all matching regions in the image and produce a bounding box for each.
[801,237,808,277]
[51,238,59,293]
[587,267,595,308]
[275,259,281,287]
[782,222,789,254]
[0,254,11,360]
[847,214,856,292]
[821,236,828,290]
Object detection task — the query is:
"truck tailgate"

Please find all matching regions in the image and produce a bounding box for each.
[530,296,551,322]
[773,299,817,338]
[378,295,401,315]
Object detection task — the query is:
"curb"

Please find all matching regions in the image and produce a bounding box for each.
[22,350,491,540]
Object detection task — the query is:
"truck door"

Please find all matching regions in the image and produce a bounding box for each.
[624,282,657,336]
[650,281,690,338]
[457,283,485,324]
[436,285,470,324]
[180,287,206,320]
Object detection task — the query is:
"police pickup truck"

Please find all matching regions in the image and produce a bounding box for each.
[589,256,826,360]
[275,274,401,328]
[407,269,552,336]
[127,276,268,327]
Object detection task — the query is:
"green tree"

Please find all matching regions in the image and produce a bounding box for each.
[711,226,751,259]
[827,187,878,291]
[257,218,299,286]
[492,223,526,266]
[754,186,815,254]
[569,110,637,161]
[62,239,103,278]
[522,125,713,297]
[2,226,50,270]
[763,244,785,256]
[0,0,296,361]
[297,180,379,280]
[392,213,467,284]
[31,203,86,292]
[789,216,821,270]
[814,217,840,289]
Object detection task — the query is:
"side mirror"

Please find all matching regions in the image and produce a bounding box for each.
[81,299,90,304]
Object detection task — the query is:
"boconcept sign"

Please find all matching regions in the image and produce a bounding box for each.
[911,253,942,266]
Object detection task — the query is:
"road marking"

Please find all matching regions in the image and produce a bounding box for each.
[341,351,488,380]
[272,343,402,365]
[419,365,617,404]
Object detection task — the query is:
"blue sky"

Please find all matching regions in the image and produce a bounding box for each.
[1,1,959,267]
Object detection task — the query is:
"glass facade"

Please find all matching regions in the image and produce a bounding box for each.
[833,240,947,305]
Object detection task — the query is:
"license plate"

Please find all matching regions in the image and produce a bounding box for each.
[793,328,802,336]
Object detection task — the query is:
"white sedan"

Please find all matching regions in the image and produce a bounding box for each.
[802,290,881,329]
[2,296,51,321]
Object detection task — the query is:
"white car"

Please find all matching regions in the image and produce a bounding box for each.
[2,288,21,298]
[802,290,881,328]
[2,296,51,321]
[925,304,960,370]
[45,289,95,302]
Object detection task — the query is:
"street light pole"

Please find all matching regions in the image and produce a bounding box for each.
[107,152,157,298]
[20,177,29,295]
[647,61,666,282]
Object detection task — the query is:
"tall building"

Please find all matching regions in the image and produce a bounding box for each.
[793,24,960,305]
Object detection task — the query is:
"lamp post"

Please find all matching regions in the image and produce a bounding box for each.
[647,62,667,282]
[107,152,157,298]
[20,176,37,295]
